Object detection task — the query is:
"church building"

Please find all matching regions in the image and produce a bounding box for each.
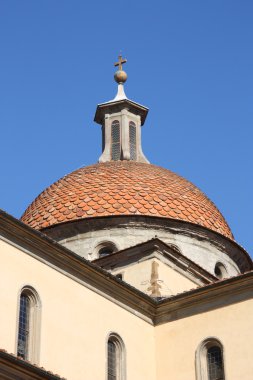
[0,56,253,380]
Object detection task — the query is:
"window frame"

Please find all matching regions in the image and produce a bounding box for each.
[111,120,121,161]
[16,286,41,363]
[196,337,226,380]
[106,332,126,380]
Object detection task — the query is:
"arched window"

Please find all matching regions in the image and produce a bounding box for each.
[207,345,224,380]
[17,293,30,359]
[196,338,225,380]
[107,333,125,380]
[129,121,136,160]
[214,263,227,280]
[17,287,41,363]
[99,246,114,257]
[111,120,121,160]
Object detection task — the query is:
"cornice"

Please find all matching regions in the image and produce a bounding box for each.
[94,98,149,125]
[155,271,253,325]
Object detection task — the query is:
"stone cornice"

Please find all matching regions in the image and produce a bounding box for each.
[94,98,149,126]
[1,210,253,326]
[155,270,253,325]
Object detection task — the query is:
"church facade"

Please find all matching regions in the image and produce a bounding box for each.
[0,57,253,380]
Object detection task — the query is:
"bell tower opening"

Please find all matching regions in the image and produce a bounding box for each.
[129,121,137,160]
[111,120,121,160]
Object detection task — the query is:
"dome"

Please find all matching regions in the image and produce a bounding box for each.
[21,161,233,239]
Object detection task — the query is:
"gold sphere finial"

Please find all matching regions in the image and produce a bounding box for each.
[114,70,127,84]
[114,54,127,84]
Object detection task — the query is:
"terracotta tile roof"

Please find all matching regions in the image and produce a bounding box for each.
[0,348,66,379]
[21,161,233,239]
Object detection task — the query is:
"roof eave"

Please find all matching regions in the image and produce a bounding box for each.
[94,99,149,126]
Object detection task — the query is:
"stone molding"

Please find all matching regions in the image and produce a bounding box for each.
[94,98,149,126]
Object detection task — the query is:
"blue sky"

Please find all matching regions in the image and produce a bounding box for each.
[1,1,253,255]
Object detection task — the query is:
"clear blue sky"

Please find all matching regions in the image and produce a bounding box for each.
[1,1,252,255]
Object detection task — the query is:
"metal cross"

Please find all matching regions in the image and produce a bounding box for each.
[114,54,127,71]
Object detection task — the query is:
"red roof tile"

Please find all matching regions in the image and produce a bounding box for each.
[21,161,233,239]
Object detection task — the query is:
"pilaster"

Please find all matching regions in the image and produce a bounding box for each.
[99,114,112,163]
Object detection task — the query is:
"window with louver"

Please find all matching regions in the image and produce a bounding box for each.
[129,121,136,160]
[111,121,121,160]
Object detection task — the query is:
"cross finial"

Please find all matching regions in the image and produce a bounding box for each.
[114,54,127,71]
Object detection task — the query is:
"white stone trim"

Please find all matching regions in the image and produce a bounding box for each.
[113,84,128,101]
[99,114,112,162]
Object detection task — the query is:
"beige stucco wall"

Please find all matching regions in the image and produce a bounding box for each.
[0,239,156,380]
[1,235,253,380]
[112,257,198,297]
[155,297,253,380]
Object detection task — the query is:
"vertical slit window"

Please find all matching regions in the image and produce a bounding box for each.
[207,346,224,380]
[111,121,121,160]
[108,340,117,380]
[107,334,125,380]
[17,294,30,359]
[17,287,41,363]
[129,121,136,160]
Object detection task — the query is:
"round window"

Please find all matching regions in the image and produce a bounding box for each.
[95,242,117,258]
[214,262,227,279]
